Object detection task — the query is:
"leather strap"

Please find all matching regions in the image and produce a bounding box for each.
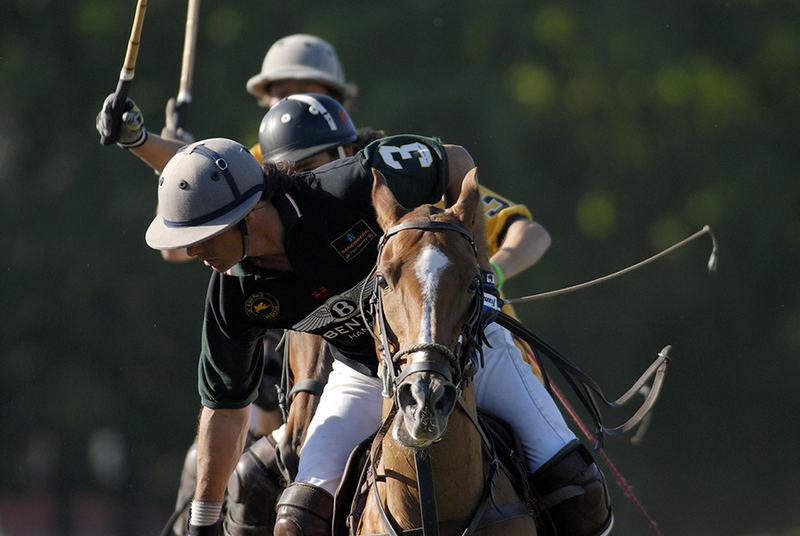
[494,312,670,445]
[289,378,325,398]
[414,449,438,536]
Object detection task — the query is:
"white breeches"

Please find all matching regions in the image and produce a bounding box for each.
[293,323,576,494]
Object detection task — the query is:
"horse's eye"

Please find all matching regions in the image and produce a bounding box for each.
[376,274,389,289]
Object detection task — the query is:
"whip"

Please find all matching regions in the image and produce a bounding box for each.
[505,225,718,304]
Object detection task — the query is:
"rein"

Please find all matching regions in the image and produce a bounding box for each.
[494,313,670,446]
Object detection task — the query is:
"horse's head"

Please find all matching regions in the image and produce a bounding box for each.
[370,168,487,448]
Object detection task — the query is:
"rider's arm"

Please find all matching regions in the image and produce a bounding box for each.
[490,218,551,282]
[128,131,186,174]
[194,406,251,502]
[442,144,476,206]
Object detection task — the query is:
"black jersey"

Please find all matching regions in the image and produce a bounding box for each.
[199,135,449,409]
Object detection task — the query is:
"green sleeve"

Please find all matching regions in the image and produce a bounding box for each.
[198,273,266,409]
[360,134,449,208]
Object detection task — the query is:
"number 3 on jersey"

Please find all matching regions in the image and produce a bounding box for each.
[378,142,434,170]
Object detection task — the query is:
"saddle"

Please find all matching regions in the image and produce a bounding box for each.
[331,410,533,536]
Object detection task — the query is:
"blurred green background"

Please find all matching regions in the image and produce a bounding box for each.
[1,0,798,534]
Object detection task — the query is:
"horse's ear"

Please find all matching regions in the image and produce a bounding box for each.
[450,168,481,231]
[450,168,491,267]
[372,168,410,230]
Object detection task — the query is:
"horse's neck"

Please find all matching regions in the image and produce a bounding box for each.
[380,387,485,526]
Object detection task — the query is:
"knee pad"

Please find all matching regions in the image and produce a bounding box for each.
[223,437,286,536]
[274,482,333,536]
[530,440,613,536]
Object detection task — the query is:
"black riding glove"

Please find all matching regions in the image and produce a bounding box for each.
[96,93,148,148]
[161,97,195,143]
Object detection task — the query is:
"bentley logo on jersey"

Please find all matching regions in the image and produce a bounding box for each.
[244,292,280,320]
[331,219,377,261]
[292,278,375,344]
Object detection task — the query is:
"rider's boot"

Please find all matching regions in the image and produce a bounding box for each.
[530,440,614,536]
[273,482,333,536]
[223,436,286,536]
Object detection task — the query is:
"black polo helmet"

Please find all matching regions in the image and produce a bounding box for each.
[258,93,357,165]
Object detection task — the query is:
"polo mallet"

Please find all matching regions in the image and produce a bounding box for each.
[99,0,148,145]
[165,0,200,136]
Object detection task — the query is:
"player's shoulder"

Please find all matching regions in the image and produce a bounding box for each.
[360,134,447,173]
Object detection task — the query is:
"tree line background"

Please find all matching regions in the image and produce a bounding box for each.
[1,1,798,534]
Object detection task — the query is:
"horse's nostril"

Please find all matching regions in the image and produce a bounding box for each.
[435,384,457,415]
[397,382,417,412]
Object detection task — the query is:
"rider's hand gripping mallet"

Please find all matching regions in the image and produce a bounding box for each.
[99,0,148,146]
[169,0,200,134]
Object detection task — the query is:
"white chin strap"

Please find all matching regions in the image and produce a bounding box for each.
[337,145,347,159]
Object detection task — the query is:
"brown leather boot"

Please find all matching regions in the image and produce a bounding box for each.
[530,440,613,536]
[223,436,286,536]
[273,482,333,536]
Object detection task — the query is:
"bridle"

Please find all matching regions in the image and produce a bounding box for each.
[363,219,491,401]
[358,218,511,536]
[351,220,714,536]
[355,217,677,536]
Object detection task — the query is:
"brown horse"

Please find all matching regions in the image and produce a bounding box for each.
[354,168,537,535]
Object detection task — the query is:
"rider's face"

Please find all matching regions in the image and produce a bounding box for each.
[185,225,245,273]
[265,80,336,109]
[294,151,336,172]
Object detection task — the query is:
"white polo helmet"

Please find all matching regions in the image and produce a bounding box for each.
[246,34,356,104]
[146,138,264,250]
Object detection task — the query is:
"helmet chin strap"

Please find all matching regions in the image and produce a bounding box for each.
[238,218,250,261]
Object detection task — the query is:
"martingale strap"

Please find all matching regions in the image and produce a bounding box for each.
[493,312,670,445]
[414,449,439,536]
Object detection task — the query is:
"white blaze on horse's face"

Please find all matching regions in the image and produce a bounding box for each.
[413,245,451,345]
